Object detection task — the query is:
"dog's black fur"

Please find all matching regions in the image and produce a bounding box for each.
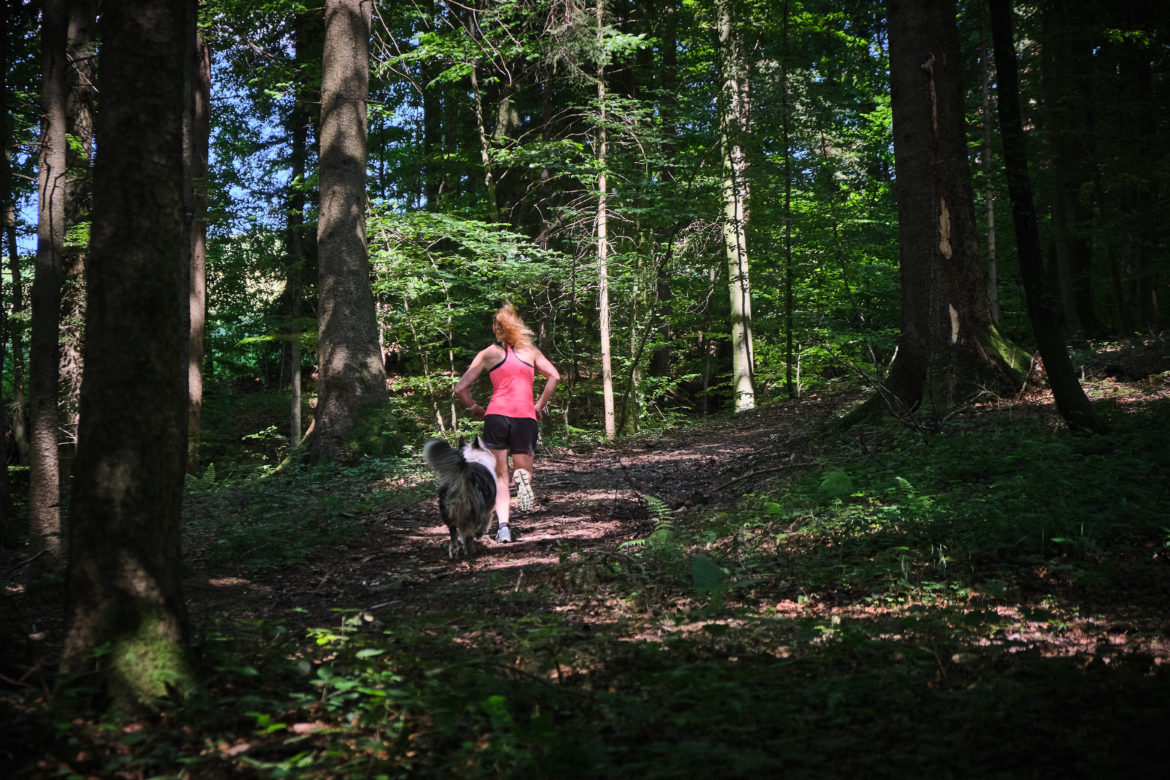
[422,437,498,558]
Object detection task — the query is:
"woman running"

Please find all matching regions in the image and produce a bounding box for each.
[454,303,560,542]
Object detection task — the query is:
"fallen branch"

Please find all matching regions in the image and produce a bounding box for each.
[714,459,814,491]
[1,550,47,577]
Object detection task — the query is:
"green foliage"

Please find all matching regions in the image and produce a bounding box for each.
[184,454,427,575]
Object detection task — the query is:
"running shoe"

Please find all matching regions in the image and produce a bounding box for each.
[514,468,534,512]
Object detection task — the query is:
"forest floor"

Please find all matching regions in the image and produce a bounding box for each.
[188,390,822,630]
[4,339,1170,778]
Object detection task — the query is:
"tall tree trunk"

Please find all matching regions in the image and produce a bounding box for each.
[187,35,210,472]
[6,211,27,466]
[716,0,754,412]
[29,0,69,559]
[648,1,677,382]
[596,0,616,440]
[980,32,1000,324]
[470,65,500,224]
[0,222,13,526]
[286,90,307,451]
[882,0,1025,423]
[59,0,97,475]
[308,0,387,461]
[781,0,796,398]
[988,0,1103,432]
[0,6,19,522]
[1041,0,1100,340]
[63,0,197,710]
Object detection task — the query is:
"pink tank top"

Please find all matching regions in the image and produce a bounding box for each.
[485,344,537,419]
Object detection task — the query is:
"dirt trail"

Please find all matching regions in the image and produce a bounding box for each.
[194,396,830,626]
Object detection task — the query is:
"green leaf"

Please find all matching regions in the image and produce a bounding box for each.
[691,555,725,596]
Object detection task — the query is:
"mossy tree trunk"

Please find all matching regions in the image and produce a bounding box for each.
[883,0,1026,422]
[306,0,388,462]
[63,0,197,711]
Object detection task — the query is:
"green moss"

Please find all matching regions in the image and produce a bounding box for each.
[107,612,197,716]
[977,324,1031,385]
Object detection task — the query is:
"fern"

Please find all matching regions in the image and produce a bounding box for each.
[619,495,681,561]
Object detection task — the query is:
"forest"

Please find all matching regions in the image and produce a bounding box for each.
[1,0,1168,776]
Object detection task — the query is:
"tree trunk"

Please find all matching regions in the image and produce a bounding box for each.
[29,0,69,559]
[781,0,796,398]
[980,33,1000,324]
[716,0,754,413]
[596,0,616,440]
[882,0,1025,422]
[63,0,197,710]
[59,0,97,474]
[1041,1,1100,340]
[649,2,677,382]
[5,211,27,466]
[308,0,388,461]
[0,8,19,522]
[285,13,318,450]
[188,35,210,472]
[470,65,500,224]
[988,0,1103,433]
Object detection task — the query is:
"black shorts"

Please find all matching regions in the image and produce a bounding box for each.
[481,414,538,457]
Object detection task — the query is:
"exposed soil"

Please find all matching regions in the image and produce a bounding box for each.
[185,393,832,630]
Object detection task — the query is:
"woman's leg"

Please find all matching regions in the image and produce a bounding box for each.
[492,449,512,540]
[511,452,534,511]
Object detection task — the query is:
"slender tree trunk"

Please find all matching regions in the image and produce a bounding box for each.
[308,0,388,461]
[6,210,27,466]
[29,0,69,558]
[188,36,210,472]
[980,33,1000,324]
[285,14,316,450]
[1041,1,1100,340]
[0,226,12,527]
[470,66,500,224]
[596,0,616,440]
[63,0,197,710]
[781,0,796,398]
[649,2,677,381]
[716,0,754,412]
[0,10,19,522]
[988,0,1103,433]
[59,0,97,476]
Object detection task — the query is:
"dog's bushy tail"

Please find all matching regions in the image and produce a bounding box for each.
[422,437,496,521]
[422,438,465,485]
[423,439,497,554]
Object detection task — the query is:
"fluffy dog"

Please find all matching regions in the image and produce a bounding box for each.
[422,437,498,559]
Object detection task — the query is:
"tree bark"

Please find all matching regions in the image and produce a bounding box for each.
[188,35,210,472]
[1040,1,1100,340]
[781,0,796,398]
[988,0,1104,433]
[0,2,20,523]
[308,0,388,461]
[29,0,69,558]
[980,33,1000,325]
[882,0,1025,422]
[59,0,97,471]
[596,0,616,440]
[716,0,755,412]
[63,0,197,710]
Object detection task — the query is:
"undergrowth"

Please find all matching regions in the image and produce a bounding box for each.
[4,386,1170,778]
[184,452,431,575]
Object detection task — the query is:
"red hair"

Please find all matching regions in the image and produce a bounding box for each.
[493,302,534,348]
